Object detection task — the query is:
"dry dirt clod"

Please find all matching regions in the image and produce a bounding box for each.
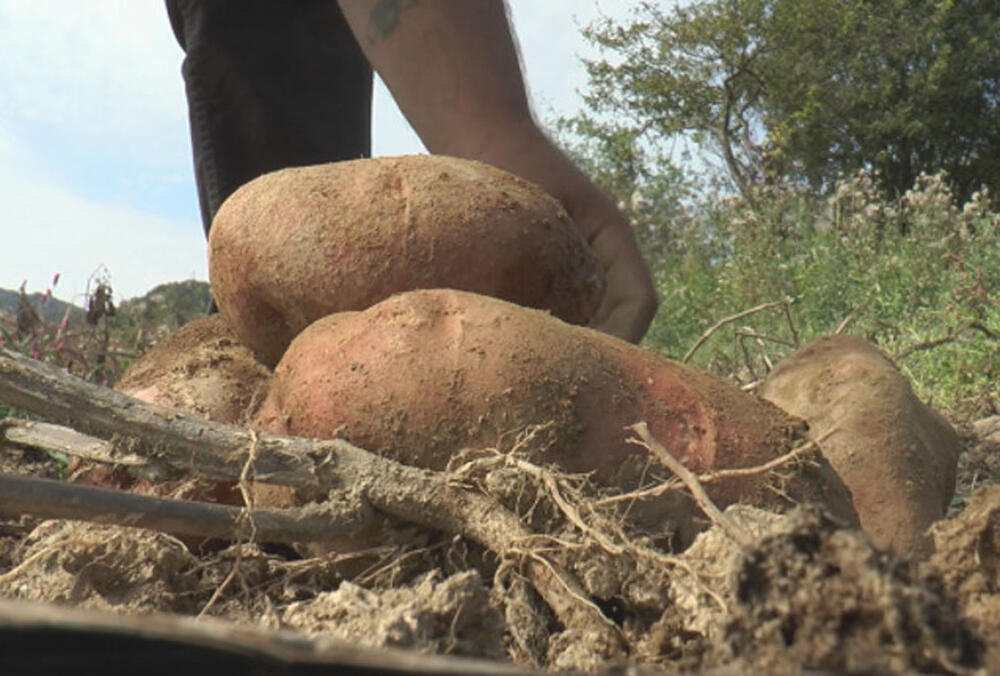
[926,484,1000,672]
[699,505,984,675]
[281,570,506,661]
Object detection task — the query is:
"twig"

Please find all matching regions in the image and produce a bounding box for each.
[2,419,148,468]
[683,300,789,363]
[782,300,799,348]
[892,321,996,361]
[734,329,795,348]
[835,303,867,335]
[626,422,752,548]
[0,473,373,544]
[696,428,834,484]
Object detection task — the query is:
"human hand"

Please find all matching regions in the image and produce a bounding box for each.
[563,183,658,343]
[467,124,658,343]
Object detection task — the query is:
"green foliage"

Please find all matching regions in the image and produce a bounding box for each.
[641,172,1000,414]
[577,0,1000,201]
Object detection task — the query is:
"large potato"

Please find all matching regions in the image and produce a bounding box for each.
[255,289,858,528]
[209,155,604,366]
[760,335,961,557]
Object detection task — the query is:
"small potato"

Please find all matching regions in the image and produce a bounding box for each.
[256,289,858,527]
[71,315,295,518]
[760,335,961,557]
[116,314,271,426]
[209,155,604,366]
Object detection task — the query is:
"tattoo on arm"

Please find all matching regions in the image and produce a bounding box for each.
[367,0,418,44]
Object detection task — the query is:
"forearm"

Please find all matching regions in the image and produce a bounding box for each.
[337,0,658,341]
[337,0,533,159]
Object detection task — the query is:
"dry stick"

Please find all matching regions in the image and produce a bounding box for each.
[0,347,619,650]
[782,300,800,348]
[0,472,372,544]
[835,303,867,335]
[625,422,752,549]
[891,321,996,361]
[2,419,148,468]
[733,329,795,348]
[696,427,836,485]
[682,300,789,363]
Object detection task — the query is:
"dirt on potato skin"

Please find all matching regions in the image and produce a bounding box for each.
[209,155,605,366]
[69,314,292,514]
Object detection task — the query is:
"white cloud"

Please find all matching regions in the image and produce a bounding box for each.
[0,133,206,304]
[0,0,188,165]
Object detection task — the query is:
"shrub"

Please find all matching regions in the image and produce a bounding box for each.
[642,170,1000,415]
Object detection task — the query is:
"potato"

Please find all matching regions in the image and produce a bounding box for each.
[255,289,858,529]
[759,335,960,557]
[209,155,604,366]
[116,314,271,426]
[71,315,295,517]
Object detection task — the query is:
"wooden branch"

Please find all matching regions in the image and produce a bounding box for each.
[0,473,373,544]
[892,321,996,361]
[835,303,866,335]
[626,422,751,548]
[683,300,789,363]
[2,418,147,467]
[0,347,621,651]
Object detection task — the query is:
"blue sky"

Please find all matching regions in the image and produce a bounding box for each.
[0,1,637,304]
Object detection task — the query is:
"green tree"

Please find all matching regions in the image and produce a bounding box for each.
[576,0,1000,202]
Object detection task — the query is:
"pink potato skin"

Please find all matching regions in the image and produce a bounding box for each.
[209,155,604,366]
[255,290,858,525]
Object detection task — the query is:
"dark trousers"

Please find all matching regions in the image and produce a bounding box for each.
[166,0,373,236]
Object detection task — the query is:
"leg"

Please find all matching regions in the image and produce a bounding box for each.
[166,0,373,235]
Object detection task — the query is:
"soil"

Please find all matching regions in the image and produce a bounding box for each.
[2,320,998,672]
[3,420,999,673]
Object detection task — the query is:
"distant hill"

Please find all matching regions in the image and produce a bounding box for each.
[0,288,85,324]
[0,280,213,335]
[116,280,214,328]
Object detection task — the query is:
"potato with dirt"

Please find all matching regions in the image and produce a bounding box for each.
[255,289,859,534]
[209,155,605,366]
[115,314,271,426]
[759,335,961,558]
[71,315,293,511]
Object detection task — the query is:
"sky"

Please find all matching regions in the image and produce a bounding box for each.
[0,1,640,304]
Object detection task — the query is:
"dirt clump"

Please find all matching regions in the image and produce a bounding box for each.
[680,506,984,674]
[281,570,505,660]
[0,521,200,614]
[760,334,961,558]
[927,485,1000,672]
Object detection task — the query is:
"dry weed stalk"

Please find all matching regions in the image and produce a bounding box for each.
[626,422,752,548]
[683,299,796,364]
